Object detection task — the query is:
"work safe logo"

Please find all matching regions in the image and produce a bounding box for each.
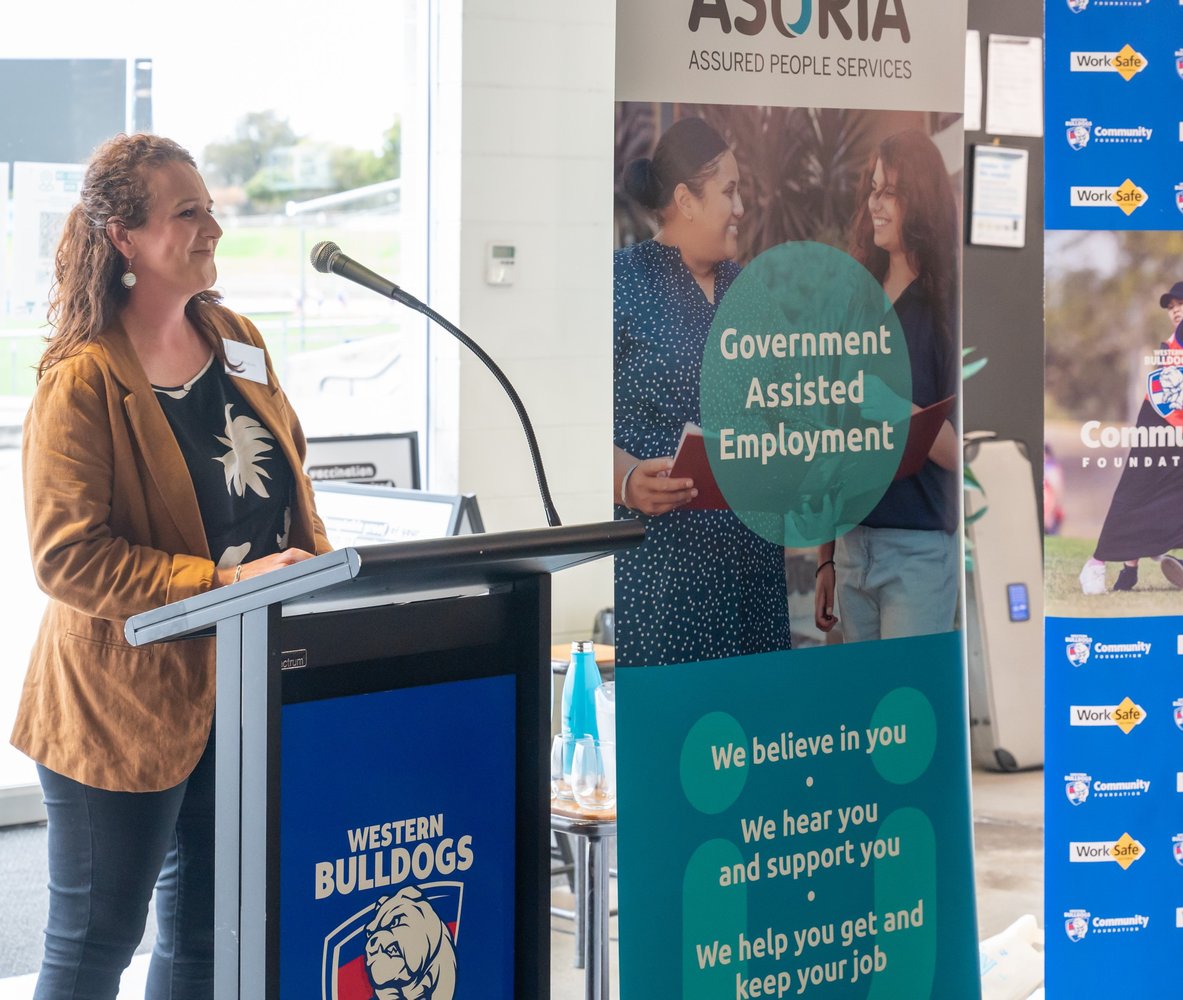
[1066,634,1092,666]
[1070,697,1147,734]
[1064,909,1090,941]
[1070,180,1149,217]
[687,0,911,41]
[1071,44,1148,82]
[1070,832,1146,870]
[322,884,461,1000]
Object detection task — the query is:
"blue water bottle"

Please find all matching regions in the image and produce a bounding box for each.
[561,640,602,773]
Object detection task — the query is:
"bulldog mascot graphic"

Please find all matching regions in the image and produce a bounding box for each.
[364,887,457,1000]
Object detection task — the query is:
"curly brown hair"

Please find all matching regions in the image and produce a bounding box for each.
[848,129,958,345]
[39,133,225,379]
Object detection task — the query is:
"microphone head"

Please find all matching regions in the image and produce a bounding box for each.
[310,240,340,273]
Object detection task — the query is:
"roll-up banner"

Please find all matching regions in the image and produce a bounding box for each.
[1044,1,1183,995]
[611,3,977,997]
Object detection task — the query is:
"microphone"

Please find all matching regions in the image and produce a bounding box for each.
[309,241,562,528]
[309,240,415,306]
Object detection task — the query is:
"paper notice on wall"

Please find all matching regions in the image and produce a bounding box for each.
[11,162,85,312]
[985,34,1043,137]
[965,30,982,133]
[971,145,1029,248]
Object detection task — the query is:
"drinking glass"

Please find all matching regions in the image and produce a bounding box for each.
[571,737,616,812]
[550,734,575,800]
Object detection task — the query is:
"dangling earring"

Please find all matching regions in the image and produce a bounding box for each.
[121,259,136,289]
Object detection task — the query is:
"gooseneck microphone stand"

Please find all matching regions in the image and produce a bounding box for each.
[309,240,562,528]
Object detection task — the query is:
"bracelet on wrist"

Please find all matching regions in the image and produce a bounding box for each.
[620,463,640,509]
[233,564,243,585]
[815,559,835,577]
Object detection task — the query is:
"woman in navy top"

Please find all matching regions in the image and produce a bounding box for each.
[614,117,792,667]
[813,129,961,643]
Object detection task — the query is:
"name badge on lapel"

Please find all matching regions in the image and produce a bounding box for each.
[223,339,268,385]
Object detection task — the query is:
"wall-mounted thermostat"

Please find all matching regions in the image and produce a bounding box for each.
[486,242,516,286]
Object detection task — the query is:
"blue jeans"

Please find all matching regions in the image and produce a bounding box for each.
[835,525,960,643]
[33,731,214,1000]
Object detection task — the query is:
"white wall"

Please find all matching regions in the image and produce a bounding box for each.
[430,1,617,643]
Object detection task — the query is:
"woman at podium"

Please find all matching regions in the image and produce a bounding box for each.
[613,116,792,667]
[11,133,330,998]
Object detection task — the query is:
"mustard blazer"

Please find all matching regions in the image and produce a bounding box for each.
[12,305,331,792]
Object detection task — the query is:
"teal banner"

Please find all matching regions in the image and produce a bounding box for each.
[616,632,979,1000]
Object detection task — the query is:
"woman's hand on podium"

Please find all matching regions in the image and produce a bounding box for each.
[213,548,315,588]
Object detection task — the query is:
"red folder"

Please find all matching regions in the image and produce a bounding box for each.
[893,395,956,480]
[669,423,729,511]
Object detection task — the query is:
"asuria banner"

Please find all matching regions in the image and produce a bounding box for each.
[612,1,976,997]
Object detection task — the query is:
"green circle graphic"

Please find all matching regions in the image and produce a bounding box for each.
[868,686,937,785]
[680,712,748,815]
[700,241,912,547]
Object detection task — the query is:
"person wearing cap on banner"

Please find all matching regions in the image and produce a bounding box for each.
[813,130,960,643]
[613,116,792,668]
[1078,282,1183,593]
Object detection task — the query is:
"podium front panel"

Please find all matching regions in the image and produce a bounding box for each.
[225,580,549,1000]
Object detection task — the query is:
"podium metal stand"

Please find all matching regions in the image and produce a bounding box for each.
[126,520,642,1000]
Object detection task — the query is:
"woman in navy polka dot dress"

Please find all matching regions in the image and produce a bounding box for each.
[613,117,792,668]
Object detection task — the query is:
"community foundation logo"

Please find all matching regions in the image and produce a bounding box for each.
[1070,44,1148,81]
[1068,119,1153,148]
[322,883,461,1000]
[1068,636,1151,663]
[1064,909,1090,941]
[1070,833,1147,870]
[1070,697,1147,734]
[1064,772,1151,804]
[1065,634,1093,666]
[1066,119,1092,149]
[1065,909,1149,939]
[1149,366,1183,418]
[1065,773,1091,805]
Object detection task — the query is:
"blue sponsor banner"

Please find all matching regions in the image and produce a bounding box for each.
[1045,0,1183,230]
[616,633,980,999]
[279,675,517,1000]
[1044,616,1183,998]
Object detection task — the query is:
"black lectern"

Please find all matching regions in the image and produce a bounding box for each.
[125,521,643,1000]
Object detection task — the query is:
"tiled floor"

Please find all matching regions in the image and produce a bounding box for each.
[0,767,1041,999]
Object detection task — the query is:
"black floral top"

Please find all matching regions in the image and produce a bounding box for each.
[154,355,294,571]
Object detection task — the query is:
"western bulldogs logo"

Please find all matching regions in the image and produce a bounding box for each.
[1148,367,1183,424]
[1065,773,1092,806]
[1065,909,1090,941]
[1174,698,1183,731]
[323,883,461,1000]
[1173,835,1183,867]
[1067,0,1088,11]
[1176,50,1183,81]
[1176,183,1183,216]
[1066,119,1092,150]
[1066,635,1093,667]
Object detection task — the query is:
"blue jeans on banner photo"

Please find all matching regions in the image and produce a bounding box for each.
[33,730,214,1000]
[835,525,960,643]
